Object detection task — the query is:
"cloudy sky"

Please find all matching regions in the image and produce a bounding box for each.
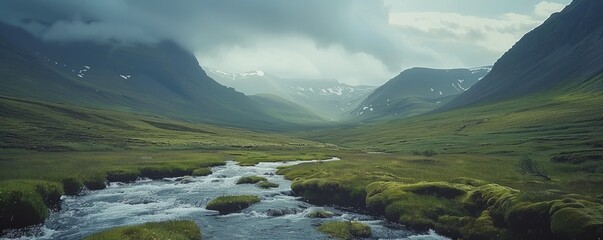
[0,0,570,85]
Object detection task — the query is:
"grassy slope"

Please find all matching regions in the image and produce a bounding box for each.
[287,86,603,193]
[279,85,603,239]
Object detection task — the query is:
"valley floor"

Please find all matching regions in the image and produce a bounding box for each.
[1,90,603,239]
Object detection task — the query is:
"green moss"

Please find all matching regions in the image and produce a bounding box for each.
[291,179,362,207]
[205,195,261,214]
[62,177,83,196]
[460,210,509,240]
[506,201,554,239]
[317,221,371,240]
[256,181,279,189]
[462,184,518,218]
[84,220,201,240]
[140,166,193,180]
[449,177,487,187]
[106,169,139,183]
[550,200,603,239]
[306,210,334,218]
[236,176,267,184]
[192,168,212,177]
[0,180,63,230]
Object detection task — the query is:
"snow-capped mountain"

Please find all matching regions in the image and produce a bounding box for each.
[205,67,376,120]
[352,66,491,121]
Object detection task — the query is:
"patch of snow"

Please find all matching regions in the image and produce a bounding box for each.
[436,101,441,104]
[457,79,464,83]
[297,87,305,91]
[439,91,443,95]
[370,108,374,111]
[430,88,434,92]
[363,106,369,110]
[120,74,132,80]
[452,83,461,91]
[84,66,91,69]
[309,88,314,92]
[77,74,83,78]
[457,83,467,91]
[327,87,343,96]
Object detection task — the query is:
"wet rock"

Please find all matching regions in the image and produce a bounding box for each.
[177,176,194,184]
[266,208,301,217]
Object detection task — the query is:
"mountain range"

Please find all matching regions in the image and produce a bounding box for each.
[206,68,376,121]
[0,23,294,129]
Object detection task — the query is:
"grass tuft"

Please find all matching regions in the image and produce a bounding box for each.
[84,220,201,240]
[317,221,371,240]
[205,195,261,214]
[236,176,267,184]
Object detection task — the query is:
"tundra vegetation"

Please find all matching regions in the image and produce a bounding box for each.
[1,87,602,240]
[83,220,201,240]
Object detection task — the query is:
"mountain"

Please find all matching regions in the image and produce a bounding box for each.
[0,22,284,129]
[206,67,376,121]
[351,67,490,121]
[445,0,603,109]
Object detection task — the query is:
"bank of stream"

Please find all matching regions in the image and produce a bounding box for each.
[4,158,447,239]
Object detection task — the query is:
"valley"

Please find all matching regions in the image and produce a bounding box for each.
[1,0,603,239]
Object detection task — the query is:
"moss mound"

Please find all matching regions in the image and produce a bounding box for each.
[205,195,261,214]
[306,210,334,218]
[83,175,107,190]
[192,168,212,177]
[84,220,201,240]
[140,166,193,180]
[62,177,83,196]
[106,169,139,183]
[257,181,279,189]
[291,179,364,207]
[236,176,267,184]
[0,180,63,230]
[317,221,371,240]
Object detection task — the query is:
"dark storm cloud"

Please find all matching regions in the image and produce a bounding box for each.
[0,0,411,70]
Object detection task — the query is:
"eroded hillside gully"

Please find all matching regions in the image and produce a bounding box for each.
[5,158,445,240]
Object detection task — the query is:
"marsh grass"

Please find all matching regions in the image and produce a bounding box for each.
[0,180,63,230]
[205,195,261,214]
[83,220,201,240]
[317,221,371,240]
[256,181,279,189]
[236,176,267,184]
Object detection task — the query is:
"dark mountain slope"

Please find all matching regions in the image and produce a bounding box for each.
[444,0,603,109]
[351,67,489,121]
[0,23,283,129]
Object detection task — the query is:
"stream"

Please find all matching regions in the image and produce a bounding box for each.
[5,158,447,240]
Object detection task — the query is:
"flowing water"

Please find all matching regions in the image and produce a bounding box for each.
[5,158,447,240]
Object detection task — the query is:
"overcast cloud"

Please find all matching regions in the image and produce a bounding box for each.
[0,0,570,85]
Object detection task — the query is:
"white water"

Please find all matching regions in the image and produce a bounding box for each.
[3,158,448,240]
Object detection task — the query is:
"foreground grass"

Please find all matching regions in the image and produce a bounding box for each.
[84,220,201,240]
[317,221,371,240]
[205,195,261,214]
